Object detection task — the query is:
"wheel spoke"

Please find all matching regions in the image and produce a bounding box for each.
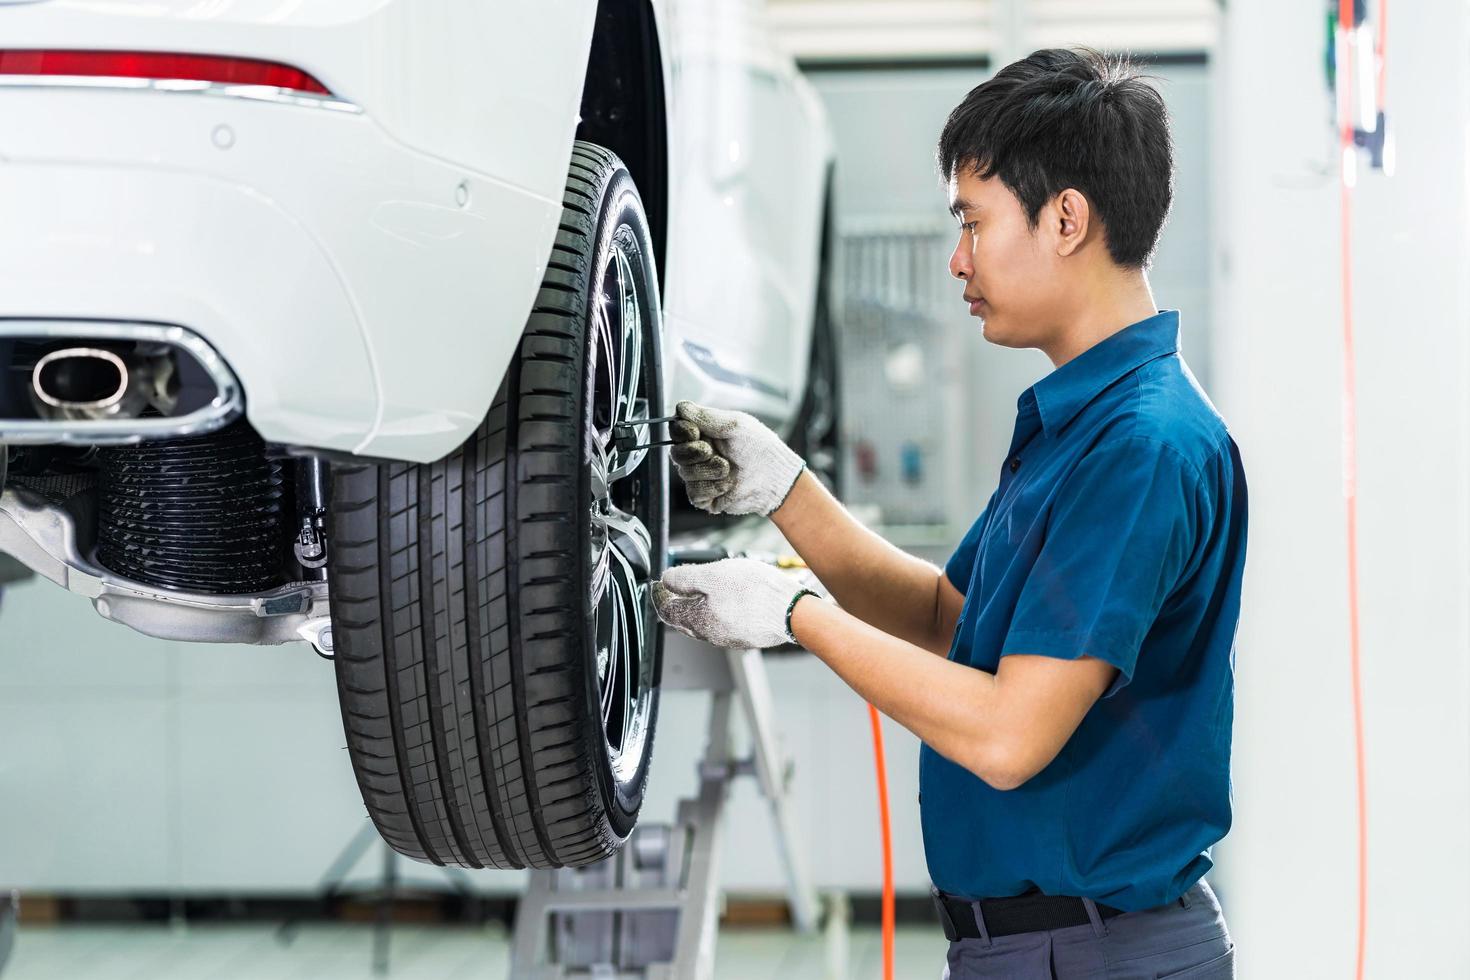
[606,541,645,734]
[589,544,611,607]
[589,446,610,502]
[592,285,618,452]
[593,502,650,747]
[613,245,643,424]
[619,605,636,739]
[599,583,621,729]
[604,241,648,483]
[602,502,651,580]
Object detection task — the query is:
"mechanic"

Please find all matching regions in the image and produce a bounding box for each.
[651,47,1248,979]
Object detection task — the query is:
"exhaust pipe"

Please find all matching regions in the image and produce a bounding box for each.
[30,346,178,422]
[1,321,239,445]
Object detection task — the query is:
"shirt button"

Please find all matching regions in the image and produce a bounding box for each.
[1009,457,1021,473]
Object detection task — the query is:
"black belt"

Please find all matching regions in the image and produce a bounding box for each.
[931,884,1126,941]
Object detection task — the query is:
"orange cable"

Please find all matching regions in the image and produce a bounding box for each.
[867,702,895,980]
[1338,2,1369,977]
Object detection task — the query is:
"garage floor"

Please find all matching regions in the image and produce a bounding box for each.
[3,922,948,979]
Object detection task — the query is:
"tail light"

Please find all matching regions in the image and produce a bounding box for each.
[0,50,332,96]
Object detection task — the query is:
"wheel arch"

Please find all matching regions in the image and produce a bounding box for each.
[817,159,838,318]
[795,159,839,432]
[576,0,670,300]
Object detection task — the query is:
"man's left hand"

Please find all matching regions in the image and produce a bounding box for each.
[652,557,809,650]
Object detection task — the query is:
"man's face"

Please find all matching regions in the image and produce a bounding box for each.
[946,166,1064,350]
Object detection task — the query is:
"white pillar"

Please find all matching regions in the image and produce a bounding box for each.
[1212,1,1470,975]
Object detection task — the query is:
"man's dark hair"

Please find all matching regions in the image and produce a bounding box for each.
[936,47,1174,269]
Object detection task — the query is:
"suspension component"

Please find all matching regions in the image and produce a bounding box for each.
[293,457,329,578]
[95,419,286,595]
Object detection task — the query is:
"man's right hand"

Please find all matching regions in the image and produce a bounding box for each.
[668,400,807,516]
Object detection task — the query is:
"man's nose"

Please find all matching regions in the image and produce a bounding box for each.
[949,241,971,282]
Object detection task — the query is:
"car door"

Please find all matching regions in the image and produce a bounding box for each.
[659,0,832,431]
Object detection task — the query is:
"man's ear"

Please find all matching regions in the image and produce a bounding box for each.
[1052,188,1091,258]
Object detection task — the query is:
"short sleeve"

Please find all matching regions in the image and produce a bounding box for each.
[943,501,991,597]
[1001,437,1203,698]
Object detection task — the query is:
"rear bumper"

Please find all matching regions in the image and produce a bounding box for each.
[0,87,562,462]
[0,157,379,453]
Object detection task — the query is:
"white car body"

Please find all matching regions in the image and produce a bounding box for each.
[0,0,835,464]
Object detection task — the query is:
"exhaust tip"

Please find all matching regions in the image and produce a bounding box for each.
[32,347,129,414]
[2,321,238,444]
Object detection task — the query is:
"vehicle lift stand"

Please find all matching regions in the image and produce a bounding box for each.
[0,889,15,976]
[0,571,23,977]
[511,628,826,979]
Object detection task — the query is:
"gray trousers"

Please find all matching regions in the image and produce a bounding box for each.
[940,880,1234,979]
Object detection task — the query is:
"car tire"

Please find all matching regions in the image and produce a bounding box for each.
[326,140,668,869]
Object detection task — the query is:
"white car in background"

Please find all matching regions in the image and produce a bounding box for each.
[0,0,840,871]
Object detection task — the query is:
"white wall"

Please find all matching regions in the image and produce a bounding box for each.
[1211,1,1470,975]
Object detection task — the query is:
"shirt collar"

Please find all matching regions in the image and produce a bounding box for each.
[1025,310,1182,438]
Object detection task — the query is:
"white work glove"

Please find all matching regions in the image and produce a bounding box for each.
[669,400,806,516]
[652,557,821,650]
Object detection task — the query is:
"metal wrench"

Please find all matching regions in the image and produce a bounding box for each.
[611,414,687,451]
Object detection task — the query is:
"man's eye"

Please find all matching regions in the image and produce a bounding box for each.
[961,222,977,233]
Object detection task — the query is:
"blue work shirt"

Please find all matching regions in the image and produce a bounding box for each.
[921,309,1248,913]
